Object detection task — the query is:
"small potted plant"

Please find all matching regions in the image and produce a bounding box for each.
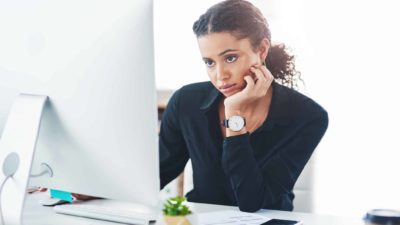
[163,196,192,225]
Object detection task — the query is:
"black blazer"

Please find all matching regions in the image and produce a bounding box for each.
[159,81,328,212]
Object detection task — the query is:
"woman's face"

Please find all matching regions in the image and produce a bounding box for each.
[197,32,268,97]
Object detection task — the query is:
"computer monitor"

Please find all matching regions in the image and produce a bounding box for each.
[0,0,159,224]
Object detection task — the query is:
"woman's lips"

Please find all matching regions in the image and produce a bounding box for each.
[219,83,237,94]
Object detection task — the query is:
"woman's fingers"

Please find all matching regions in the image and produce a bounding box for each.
[250,66,269,95]
[259,65,274,82]
[256,65,274,91]
[243,75,255,87]
[250,66,266,83]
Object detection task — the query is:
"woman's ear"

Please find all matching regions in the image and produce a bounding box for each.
[258,38,270,62]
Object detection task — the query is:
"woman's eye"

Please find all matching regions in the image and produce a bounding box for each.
[204,59,215,67]
[226,55,238,63]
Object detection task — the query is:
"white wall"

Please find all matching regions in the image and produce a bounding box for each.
[154,0,218,90]
[154,0,400,218]
[299,0,400,218]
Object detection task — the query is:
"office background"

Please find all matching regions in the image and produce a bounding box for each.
[154,0,400,218]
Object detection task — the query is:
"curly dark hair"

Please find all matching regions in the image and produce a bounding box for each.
[192,0,302,89]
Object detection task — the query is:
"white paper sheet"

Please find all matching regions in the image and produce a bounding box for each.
[186,210,271,225]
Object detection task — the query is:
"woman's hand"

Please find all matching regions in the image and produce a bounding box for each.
[224,65,274,116]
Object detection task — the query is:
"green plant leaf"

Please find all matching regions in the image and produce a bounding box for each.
[162,196,191,216]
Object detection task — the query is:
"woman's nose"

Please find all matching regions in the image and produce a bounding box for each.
[216,64,229,80]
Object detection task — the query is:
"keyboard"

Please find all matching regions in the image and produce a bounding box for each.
[53,200,158,225]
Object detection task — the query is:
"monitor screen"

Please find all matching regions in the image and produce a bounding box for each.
[0,0,159,209]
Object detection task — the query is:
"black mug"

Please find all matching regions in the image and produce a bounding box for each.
[364,209,400,225]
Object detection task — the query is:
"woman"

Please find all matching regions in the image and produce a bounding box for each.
[159,0,328,212]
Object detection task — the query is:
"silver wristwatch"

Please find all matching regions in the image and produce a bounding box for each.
[222,115,246,132]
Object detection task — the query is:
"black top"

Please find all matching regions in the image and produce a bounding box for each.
[159,81,328,212]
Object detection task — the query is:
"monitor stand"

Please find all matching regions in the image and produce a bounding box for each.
[0,94,48,225]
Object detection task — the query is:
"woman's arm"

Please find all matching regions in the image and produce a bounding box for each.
[221,112,328,212]
[159,89,189,190]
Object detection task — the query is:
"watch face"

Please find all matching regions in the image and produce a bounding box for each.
[228,116,245,131]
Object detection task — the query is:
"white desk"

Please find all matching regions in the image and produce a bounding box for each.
[21,192,364,225]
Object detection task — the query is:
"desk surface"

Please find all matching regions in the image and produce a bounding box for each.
[21,192,363,225]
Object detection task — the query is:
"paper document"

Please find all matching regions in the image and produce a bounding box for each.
[186,210,271,225]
